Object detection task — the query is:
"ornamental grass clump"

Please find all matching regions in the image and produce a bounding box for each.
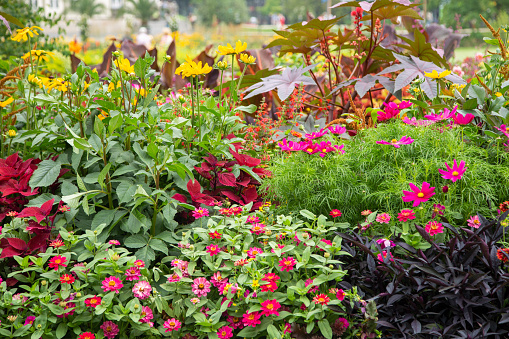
[263,121,509,224]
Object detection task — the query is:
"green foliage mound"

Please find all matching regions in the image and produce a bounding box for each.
[262,122,509,224]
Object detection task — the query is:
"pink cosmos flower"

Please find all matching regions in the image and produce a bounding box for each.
[432,204,445,218]
[336,289,346,301]
[376,213,391,224]
[102,276,123,293]
[425,220,444,236]
[124,267,141,281]
[495,124,509,138]
[250,223,266,235]
[377,136,414,148]
[278,257,297,272]
[425,106,457,121]
[376,238,395,249]
[227,316,244,329]
[452,112,474,125]
[329,209,342,218]
[438,159,467,182]
[467,215,481,228]
[305,129,329,139]
[24,316,36,326]
[242,311,261,327]
[217,326,233,339]
[261,299,281,316]
[192,207,209,219]
[246,216,259,223]
[48,255,67,271]
[108,240,120,246]
[192,277,211,297]
[206,244,221,256]
[163,318,182,332]
[134,260,145,268]
[397,209,416,222]
[313,141,345,157]
[377,102,400,121]
[278,139,310,151]
[328,125,347,134]
[247,247,263,258]
[402,182,436,207]
[403,116,436,127]
[139,306,153,323]
[100,321,119,339]
[132,280,152,299]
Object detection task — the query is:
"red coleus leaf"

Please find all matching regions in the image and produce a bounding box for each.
[187,179,204,202]
[195,165,213,180]
[195,195,218,206]
[172,193,188,203]
[218,173,237,187]
[242,187,258,204]
[6,238,28,251]
[0,246,23,258]
[28,233,49,252]
[17,199,55,223]
[203,153,218,166]
[236,176,251,187]
[221,190,241,203]
[230,149,261,168]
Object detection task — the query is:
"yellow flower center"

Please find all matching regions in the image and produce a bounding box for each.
[199,283,204,288]
[417,193,424,198]
[307,148,313,152]
[170,321,175,326]
[91,299,97,304]
[109,281,116,286]
[431,224,438,230]
[452,171,459,176]
[55,259,61,264]
[391,139,398,143]
[266,304,273,310]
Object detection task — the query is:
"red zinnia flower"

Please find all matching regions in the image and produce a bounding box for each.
[59,274,75,284]
[78,333,95,339]
[206,244,221,256]
[497,248,509,262]
[329,209,342,218]
[242,311,261,327]
[260,299,281,316]
[425,220,444,236]
[49,239,65,248]
[48,256,67,271]
[500,201,509,213]
[85,296,102,308]
[278,257,297,272]
[208,231,222,239]
[313,293,330,305]
[397,209,415,222]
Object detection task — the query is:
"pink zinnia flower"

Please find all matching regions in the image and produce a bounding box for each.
[206,244,221,256]
[227,316,244,329]
[59,274,75,284]
[361,209,372,216]
[336,289,346,301]
[139,306,153,323]
[376,136,414,148]
[132,281,152,299]
[467,215,481,228]
[163,318,181,332]
[328,125,347,134]
[284,322,292,334]
[334,317,350,331]
[108,240,120,245]
[247,247,263,258]
[231,206,243,215]
[192,277,211,297]
[271,244,286,253]
[85,296,102,308]
[313,293,330,305]
[376,213,391,224]
[397,209,415,222]
[217,326,233,339]
[438,159,467,182]
[210,272,228,289]
[171,259,188,270]
[250,223,266,235]
[425,220,444,236]
[134,260,145,268]
[376,238,395,249]
[305,278,319,293]
[452,112,474,125]
[192,207,209,219]
[278,257,297,272]
[242,311,261,327]
[78,333,95,339]
[124,267,141,281]
[102,276,123,293]
[234,258,249,266]
[24,316,36,326]
[402,182,436,207]
[48,255,67,270]
[329,209,342,218]
[167,273,181,282]
[246,215,259,223]
[219,208,233,216]
[432,204,445,218]
[100,321,119,339]
[261,299,281,316]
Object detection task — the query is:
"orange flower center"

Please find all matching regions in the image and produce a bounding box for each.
[285,260,291,265]
[266,303,273,310]
[55,259,61,264]
[109,281,116,286]
[141,311,146,317]
[307,148,313,152]
[170,321,175,326]
[107,326,112,331]
[90,299,97,304]
[249,315,254,320]
[199,283,204,288]
[431,224,439,230]
[417,192,424,198]
[221,331,226,336]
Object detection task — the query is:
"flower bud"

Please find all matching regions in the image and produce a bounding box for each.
[59,301,66,307]
[76,292,82,298]
[163,55,172,63]
[41,280,47,286]
[112,51,120,57]
[111,253,120,261]
[134,304,139,309]
[265,230,272,236]
[324,252,330,258]
[328,264,334,269]
[442,185,449,193]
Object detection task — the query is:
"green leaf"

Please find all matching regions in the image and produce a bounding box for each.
[147,142,158,159]
[468,85,486,104]
[234,104,257,114]
[462,98,478,110]
[0,11,23,27]
[125,234,149,248]
[299,209,316,220]
[55,323,68,339]
[149,239,168,254]
[29,160,61,188]
[116,181,137,204]
[135,245,156,264]
[267,324,282,339]
[94,117,105,136]
[108,114,123,134]
[318,319,333,339]
[97,163,111,190]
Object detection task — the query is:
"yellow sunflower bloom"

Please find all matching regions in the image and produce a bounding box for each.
[424,69,451,79]
[11,26,43,42]
[0,97,14,108]
[114,57,134,73]
[239,53,256,64]
[46,78,68,92]
[27,74,43,87]
[175,55,212,77]
[7,129,17,137]
[22,50,54,62]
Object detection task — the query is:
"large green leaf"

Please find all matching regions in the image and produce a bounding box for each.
[29,160,61,188]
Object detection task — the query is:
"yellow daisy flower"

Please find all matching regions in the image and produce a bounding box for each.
[175,55,212,77]
[239,53,256,64]
[0,97,14,108]
[22,50,54,62]
[114,57,134,74]
[424,69,451,79]
[11,26,43,42]
[217,40,247,56]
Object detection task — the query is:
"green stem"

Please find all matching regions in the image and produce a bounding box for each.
[0,107,3,158]
[151,198,158,236]
[228,54,235,110]
[219,70,224,106]
[190,76,195,129]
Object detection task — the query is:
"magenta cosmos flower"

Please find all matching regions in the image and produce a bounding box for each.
[402,182,436,207]
[495,124,509,138]
[328,125,347,134]
[438,159,467,182]
[305,129,329,140]
[192,277,211,297]
[278,139,309,151]
[425,220,444,236]
[376,136,414,148]
[102,276,123,293]
[403,116,436,127]
[424,106,457,121]
[132,280,152,299]
[452,112,474,125]
[192,207,209,219]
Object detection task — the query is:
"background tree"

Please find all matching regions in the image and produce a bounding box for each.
[66,0,105,42]
[193,0,248,26]
[126,0,159,28]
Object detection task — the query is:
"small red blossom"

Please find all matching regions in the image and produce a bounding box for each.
[497,248,509,262]
[260,299,281,316]
[206,244,221,256]
[59,274,75,284]
[78,333,95,339]
[85,296,102,308]
[208,231,222,239]
[329,209,342,218]
[48,256,67,270]
[278,257,297,272]
[313,293,330,305]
